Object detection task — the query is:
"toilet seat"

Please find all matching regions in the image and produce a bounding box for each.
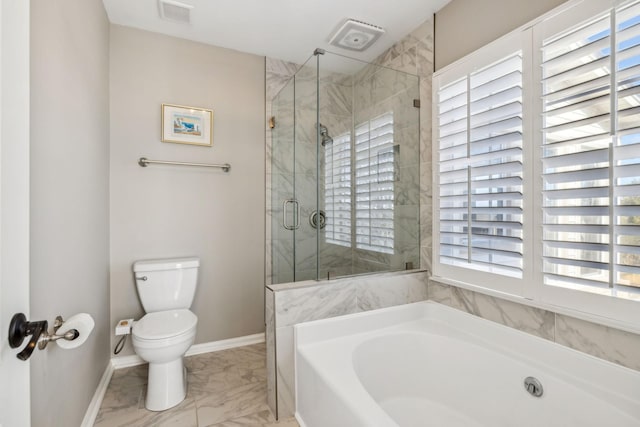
[133,309,197,340]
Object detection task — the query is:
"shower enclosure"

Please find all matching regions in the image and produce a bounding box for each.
[270,50,421,284]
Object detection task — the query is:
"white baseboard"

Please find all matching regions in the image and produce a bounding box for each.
[295,413,307,427]
[81,361,115,427]
[110,353,144,369]
[187,332,265,356]
[110,332,265,370]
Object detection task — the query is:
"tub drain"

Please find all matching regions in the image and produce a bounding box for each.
[524,376,543,397]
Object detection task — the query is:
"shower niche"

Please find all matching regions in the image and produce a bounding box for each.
[270,50,420,284]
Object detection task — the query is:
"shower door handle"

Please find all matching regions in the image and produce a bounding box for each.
[283,199,300,230]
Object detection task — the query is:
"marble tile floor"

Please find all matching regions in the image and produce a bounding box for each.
[94,343,299,427]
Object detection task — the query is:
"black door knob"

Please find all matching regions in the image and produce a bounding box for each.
[8,313,48,361]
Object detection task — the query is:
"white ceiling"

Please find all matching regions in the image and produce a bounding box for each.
[102,0,450,65]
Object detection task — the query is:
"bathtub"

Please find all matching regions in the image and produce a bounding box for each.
[294,301,640,427]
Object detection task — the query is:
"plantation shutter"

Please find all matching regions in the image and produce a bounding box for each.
[325,132,352,247]
[438,77,469,265]
[355,113,395,254]
[541,1,640,295]
[615,1,640,293]
[438,52,524,278]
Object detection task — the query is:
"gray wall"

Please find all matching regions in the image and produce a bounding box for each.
[110,26,265,356]
[30,0,111,426]
[435,0,568,70]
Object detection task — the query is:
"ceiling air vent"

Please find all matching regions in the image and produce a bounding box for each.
[329,19,385,52]
[158,0,193,24]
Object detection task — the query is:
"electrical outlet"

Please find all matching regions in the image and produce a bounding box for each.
[115,318,134,336]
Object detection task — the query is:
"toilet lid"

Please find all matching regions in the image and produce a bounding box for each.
[133,309,197,340]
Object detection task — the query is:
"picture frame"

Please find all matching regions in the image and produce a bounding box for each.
[161,103,213,147]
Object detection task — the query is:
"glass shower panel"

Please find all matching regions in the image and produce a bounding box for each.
[322,53,421,277]
[271,76,295,285]
[317,54,357,279]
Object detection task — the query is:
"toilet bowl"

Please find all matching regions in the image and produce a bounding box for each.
[132,309,197,411]
[131,257,200,411]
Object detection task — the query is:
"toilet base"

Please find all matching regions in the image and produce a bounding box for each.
[145,357,187,411]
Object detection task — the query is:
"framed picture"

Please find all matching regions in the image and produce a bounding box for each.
[161,103,213,147]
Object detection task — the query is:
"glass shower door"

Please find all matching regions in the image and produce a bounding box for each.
[271,55,320,284]
[271,76,295,284]
[293,57,319,282]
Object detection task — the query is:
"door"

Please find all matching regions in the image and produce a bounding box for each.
[270,54,323,285]
[292,57,319,282]
[270,73,295,284]
[0,1,31,426]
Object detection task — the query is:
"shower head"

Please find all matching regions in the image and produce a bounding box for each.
[317,123,333,146]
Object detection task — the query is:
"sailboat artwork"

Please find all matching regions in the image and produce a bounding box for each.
[173,115,202,136]
[161,103,213,146]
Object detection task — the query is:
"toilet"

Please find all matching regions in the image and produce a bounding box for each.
[131,257,199,411]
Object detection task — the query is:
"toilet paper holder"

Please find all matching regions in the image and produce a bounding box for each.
[8,313,79,361]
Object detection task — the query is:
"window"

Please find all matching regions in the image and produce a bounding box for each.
[324,131,352,247]
[355,113,395,254]
[434,0,640,325]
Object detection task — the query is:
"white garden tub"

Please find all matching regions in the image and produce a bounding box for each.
[294,301,640,427]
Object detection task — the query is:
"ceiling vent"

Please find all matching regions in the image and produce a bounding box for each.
[158,0,193,24]
[329,19,385,52]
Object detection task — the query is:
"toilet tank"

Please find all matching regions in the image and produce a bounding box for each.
[133,257,199,313]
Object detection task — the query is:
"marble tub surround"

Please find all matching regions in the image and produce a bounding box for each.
[94,343,299,427]
[555,314,640,372]
[265,288,277,414]
[267,270,429,418]
[428,279,640,372]
[450,286,555,340]
[269,270,428,325]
